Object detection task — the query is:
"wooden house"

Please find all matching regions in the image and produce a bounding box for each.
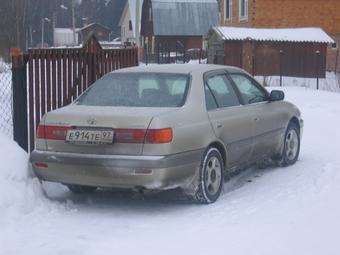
[141,0,219,53]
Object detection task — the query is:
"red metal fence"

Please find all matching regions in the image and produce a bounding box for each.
[12,35,139,151]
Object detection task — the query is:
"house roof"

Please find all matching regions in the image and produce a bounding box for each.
[151,0,219,36]
[213,27,335,44]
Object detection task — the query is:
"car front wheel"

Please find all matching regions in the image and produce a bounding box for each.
[194,147,224,204]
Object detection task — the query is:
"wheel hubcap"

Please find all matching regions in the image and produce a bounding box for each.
[205,156,222,196]
[285,129,299,161]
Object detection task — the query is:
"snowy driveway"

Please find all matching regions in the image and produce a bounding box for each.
[1,87,340,255]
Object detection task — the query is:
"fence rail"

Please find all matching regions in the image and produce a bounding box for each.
[12,35,139,151]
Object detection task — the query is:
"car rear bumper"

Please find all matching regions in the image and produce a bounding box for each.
[30,149,204,191]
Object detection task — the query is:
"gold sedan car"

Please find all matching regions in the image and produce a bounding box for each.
[30,64,303,203]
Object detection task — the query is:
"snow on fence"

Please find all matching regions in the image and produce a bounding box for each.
[0,60,13,138]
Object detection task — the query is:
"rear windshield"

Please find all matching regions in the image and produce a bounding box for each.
[76,72,190,107]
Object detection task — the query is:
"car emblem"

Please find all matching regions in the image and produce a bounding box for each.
[87,118,97,125]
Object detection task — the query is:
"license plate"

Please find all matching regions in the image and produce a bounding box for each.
[66,129,114,144]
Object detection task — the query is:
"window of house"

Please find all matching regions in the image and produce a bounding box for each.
[239,0,248,20]
[224,0,232,20]
[149,7,152,21]
[129,20,133,31]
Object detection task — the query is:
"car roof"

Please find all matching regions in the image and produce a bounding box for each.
[113,64,246,75]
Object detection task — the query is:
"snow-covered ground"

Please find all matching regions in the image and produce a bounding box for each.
[1,86,340,255]
[255,72,340,93]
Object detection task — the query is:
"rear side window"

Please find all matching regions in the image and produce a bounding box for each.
[205,74,240,110]
[76,73,189,107]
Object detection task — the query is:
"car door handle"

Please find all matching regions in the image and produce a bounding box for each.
[216,122,223,128]
[253,117,260,122]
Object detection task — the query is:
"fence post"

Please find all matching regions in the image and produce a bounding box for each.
[175,43,178,64]
[252,55,255,76]
[279,50,283,87]
[183,47,186,63]
[199,49,202,64]
[144,45,148,65]
[167,43,170,64]
[316,50,320,90]
[11,48,28,152]
[157,43,160,64]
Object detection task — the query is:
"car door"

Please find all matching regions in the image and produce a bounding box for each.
[204,71,254,168]
[228,73,286,160]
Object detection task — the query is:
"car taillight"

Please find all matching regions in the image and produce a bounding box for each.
[36,125,71,140]
[114,128,173,144]
[36,125,46,139]
[145,128,173,143]
[114,129,146,143]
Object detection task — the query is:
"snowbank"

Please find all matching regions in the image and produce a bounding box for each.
[0,133,53,224]
[1,86,340,255]
[255,72,340,93]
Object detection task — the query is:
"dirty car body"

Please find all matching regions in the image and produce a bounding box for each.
[30,64,303,202]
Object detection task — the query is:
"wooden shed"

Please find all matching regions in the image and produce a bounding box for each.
[207,27,334,78]
[141,0,219,53]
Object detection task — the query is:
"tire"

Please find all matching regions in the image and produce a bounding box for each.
[280,122,300,166]
[67,185,97,194]
[194,147,224,204]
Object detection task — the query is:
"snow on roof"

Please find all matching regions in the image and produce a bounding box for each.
[79,23,111,32]
[213,27,335,44]
[54,28,81,33]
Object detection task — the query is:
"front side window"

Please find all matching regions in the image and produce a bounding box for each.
[224,0,232,20]
[77,73,189,107]
[205,74,240,110]
[239,0,248,20]
[230,74,268,104]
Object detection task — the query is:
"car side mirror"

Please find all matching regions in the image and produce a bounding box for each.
[269,90,285,101]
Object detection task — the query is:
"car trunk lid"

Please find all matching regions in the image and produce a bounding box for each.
[43,105,175,155]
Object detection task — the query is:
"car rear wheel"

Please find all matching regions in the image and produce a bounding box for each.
[280,122,300,166]
[194,148,224,204]
[67,185,97,194]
